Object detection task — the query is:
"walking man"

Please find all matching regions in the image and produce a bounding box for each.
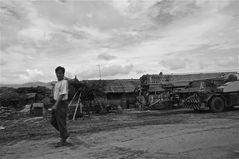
[51,66,70,147]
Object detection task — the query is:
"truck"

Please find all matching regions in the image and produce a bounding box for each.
[137,72,238,111]
[184,80,239,112]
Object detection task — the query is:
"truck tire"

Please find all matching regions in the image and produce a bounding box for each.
[210,97,225,113]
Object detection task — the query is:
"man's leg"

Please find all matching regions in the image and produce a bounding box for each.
[50,110,59,131]
[55,108,69,142]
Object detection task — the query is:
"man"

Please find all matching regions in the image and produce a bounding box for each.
[51,66,70,147]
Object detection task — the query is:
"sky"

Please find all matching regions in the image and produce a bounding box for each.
[0,0,238,84]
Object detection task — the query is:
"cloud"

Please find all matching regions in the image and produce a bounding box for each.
[18,27,51,42]
[0,0,30,49]
[97,53,117,61]
[103,64,134,76]
[110,0,131,16]
[73,25,112,41]
[110,0,159,18]
[160,46,239,73]
[0,59,7,66]
[0,0,238,84]
[77,64,134,79]
[215,56,238,67]
[135,69,145,74]
[19,69,44,82]
[160,58,189,70]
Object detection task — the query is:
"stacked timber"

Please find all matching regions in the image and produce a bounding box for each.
[0,107,16,119]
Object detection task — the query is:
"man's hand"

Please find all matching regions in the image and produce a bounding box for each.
[52,94,63,111]
[52,104,57,110]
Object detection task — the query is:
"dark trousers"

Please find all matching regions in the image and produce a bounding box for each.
[51,101,69,140]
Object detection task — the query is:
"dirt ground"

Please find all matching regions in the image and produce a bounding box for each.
[1,108,239,159]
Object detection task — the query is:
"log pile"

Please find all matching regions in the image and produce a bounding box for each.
[0,107,16,120]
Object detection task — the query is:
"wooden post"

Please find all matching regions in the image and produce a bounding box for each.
[73,94,81,120]
[80,102,83,114]
[68,91,78,108]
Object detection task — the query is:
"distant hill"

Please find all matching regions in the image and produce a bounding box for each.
[0,81,53,89]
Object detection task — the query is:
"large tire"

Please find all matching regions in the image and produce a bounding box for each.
[210,97,225,113]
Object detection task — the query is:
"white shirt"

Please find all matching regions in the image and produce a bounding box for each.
[53,79,68,101]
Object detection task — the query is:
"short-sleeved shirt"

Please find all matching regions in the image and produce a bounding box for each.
[53,79,68,101]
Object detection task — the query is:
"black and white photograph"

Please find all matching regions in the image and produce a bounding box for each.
[0,0,239,158]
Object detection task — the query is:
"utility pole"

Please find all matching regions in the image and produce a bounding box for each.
[97,64,102,80]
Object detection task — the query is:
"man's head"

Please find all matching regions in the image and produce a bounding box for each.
[55,66,65,81]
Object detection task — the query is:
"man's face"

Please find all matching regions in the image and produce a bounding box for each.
[56,70,64,81]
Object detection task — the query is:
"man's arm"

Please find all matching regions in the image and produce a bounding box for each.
[52,94,64,110]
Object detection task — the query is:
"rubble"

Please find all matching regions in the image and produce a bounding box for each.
[19,104,31,113]
[0,126,5,130]
[23,117,43,123]
[0,107,17,120]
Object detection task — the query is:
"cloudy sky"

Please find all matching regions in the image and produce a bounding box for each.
[0,0,238,84]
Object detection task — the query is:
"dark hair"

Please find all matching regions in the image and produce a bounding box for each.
[55,66,65,74]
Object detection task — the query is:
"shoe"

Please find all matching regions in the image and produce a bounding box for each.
[63,141,73,146]
[55,139,72,147]
[54,141,65,147]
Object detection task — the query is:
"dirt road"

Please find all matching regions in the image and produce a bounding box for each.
[1,108,239,159]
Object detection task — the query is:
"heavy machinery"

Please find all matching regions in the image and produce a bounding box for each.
[137,72,238,112]
[184,80,239,112]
